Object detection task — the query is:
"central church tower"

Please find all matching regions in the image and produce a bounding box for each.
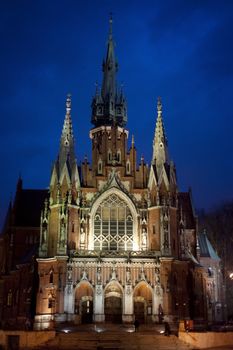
[34,18,200,330]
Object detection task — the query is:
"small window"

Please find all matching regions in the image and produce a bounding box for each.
[98,160,102,174]
[126,161,130,174]
[72,222,75,233]
[153,225,156,234]
[108,151,112,162]
[117,150,121,162]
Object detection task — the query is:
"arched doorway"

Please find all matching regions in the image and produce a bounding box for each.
[133,282,152,323]
[75,282,93,324]
[104,282,123,323]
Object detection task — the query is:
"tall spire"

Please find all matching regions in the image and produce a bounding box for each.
[58,94,76,174]
[152,97,169,167]
[91,16,127,127]
[101,13,117,99]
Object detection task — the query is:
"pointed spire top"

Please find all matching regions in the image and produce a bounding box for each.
[131,134,135,147]
[66,93,71,115]
[61,94,74,144]
[58,94,76,175]
[152,96,169,167]
[109,12,113,40]
[157,96,162,115]
[91,17,127,127]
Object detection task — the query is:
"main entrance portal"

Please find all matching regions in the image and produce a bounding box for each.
[104,283,122,323]
[105,296,122,323]
[134,299,145,324]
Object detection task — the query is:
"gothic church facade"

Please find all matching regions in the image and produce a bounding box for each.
[1,20,225,331]
[34,19,204,330]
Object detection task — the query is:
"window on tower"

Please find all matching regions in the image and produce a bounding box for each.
[126,160,131,174]
[108,150,112,163]
[98,159,103,174]
[117,150,121,163]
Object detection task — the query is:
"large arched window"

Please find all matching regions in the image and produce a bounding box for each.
[94,194,133,251]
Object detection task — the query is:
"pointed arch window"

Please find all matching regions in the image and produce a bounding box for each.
[117,150,121,163]
[98,159,103,174]
[93,194,134,251]
[108,150,112,163]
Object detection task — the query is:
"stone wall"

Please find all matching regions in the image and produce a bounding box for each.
[0,330,56,349]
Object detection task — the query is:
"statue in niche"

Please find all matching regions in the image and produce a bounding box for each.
[142,228,147,248]
[97,266,101,284]
[42,223,47,246]
[155,268,160,285]
[81,269,88,280]
[140,265,146,280]
[111,265,117,280]
[60,220,66,246]
[126,266,131,283]
[67,265,72,282]
[80,226,85,244]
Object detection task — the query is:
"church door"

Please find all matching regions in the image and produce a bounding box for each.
[134,301,145,324]
[81,299,93,324]
[105,296,122,323]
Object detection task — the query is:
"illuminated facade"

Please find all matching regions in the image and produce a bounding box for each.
[0,19,225,331]
[34,19,202,330]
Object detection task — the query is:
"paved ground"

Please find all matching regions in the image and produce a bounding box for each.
[33,323,233,350]
[20,323,233,350]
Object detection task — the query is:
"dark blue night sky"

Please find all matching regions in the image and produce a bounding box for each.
[0,0,233,228]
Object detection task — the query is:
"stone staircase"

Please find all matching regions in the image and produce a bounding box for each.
[35,330,196,349]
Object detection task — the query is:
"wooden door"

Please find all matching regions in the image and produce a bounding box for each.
[134,301,145,324]
[81,300,93,324]
[105,296,122,323]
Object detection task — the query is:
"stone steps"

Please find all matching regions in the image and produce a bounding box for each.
[35,332,196,350]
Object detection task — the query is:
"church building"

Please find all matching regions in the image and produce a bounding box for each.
[0,19,225,331]
[34,18,202,330]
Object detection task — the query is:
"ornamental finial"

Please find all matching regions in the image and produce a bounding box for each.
[157,96,162,114]
[66,93,72,115]
[109,12,113,39]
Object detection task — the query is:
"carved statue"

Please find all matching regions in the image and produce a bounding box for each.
[81,269,88,280]
[97,267,101,284]
[42,225,47,245]
[60,221,65,244]
[126,267,131,283]
[142,228,147,247]
[80,226,85,244]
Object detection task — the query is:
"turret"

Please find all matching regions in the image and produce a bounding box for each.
[152,97,169,173]
[50,94,80,204]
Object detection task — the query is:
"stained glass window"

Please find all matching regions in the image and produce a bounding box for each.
[94,194,133,251]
